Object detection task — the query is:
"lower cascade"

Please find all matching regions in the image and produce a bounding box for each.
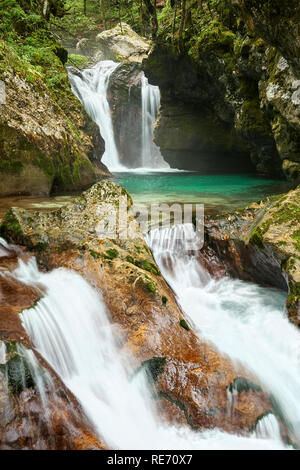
[147,224,300,442]
[68,60,169,171]
[5,248,289,449]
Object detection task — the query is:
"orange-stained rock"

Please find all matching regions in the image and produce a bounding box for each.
[0,242,105,450]
[0,181,289,440]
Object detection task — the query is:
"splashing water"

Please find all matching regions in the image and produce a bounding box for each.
[9,256,286,449]
[68,60,125,171]
[147,224,300,441]
[68,61,169,171]
[141,73,169,170]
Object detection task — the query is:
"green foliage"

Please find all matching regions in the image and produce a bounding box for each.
[0,158,24,174]
[0,211,23,242]
[52,0,145,37]
[104,248,119,259]
[67,53,92,69]
[156,0,241,59]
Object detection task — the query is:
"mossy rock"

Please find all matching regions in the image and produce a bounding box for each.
[139,357,167,383]
[0,342,35,395]
[228,377,262,394]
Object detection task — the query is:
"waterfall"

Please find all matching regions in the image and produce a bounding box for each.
[68,60,125,171]
[8,256,286,449]
[68,61,169,171]
[147,224,300,441]
[141,73,169,170]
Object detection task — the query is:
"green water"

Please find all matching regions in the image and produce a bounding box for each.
[111,172,292,212]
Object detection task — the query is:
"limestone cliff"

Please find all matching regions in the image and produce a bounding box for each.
[144,0,300,180]
[0,0,109,197]
[205,185,300,326]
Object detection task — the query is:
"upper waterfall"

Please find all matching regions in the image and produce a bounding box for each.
[141,73,169,169]
[68,60,169,171]
[68,60,124,171]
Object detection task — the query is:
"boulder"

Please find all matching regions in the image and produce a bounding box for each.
[96,23,151,63]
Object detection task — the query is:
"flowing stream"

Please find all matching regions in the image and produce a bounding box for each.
[147,224,300,442]
[8,254,287,449]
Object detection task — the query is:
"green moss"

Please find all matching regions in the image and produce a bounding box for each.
[179,319,190,331]
[0,345,35,395]
[238,98,271,138]
[141,260,160,276]
[286,281,300,315]
[146,279,157,293]
[249,226,264,248]
[33,153,55,179]
[137,275,157,294]
[228,377,262,394]
[34,241,49,252]
[104,248,118,259]
[125,255,160,275]
[291,228,300,251]
[66,53,92,69]
[0,158,24,174]
[89,249,101,260]
[0,210,23,243]
[139,357,167,383]
[126,255,135,264]
[269,393,290,430]
[162,295,168,305]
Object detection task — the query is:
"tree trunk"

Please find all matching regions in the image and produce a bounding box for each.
[144,0,158,40]
[172,0,178,41]
[179,0,186,49]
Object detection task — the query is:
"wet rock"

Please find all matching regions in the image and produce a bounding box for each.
[0,64,109,197]
[144,1,300,179]
[205,185,300,326]
[0,245,105,450]
[0,180,287,437]
[108,63,143,167]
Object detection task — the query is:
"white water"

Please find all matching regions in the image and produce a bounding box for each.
[141,73,170,170]
[68,60,125,171]
[147,224,300,441]
[68,60,169,171]
[9,256,286,449]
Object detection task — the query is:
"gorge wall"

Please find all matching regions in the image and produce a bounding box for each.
[143,0,300,180]
[0,1,109,198]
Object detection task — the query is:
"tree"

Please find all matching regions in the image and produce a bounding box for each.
[143,0,158,39]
